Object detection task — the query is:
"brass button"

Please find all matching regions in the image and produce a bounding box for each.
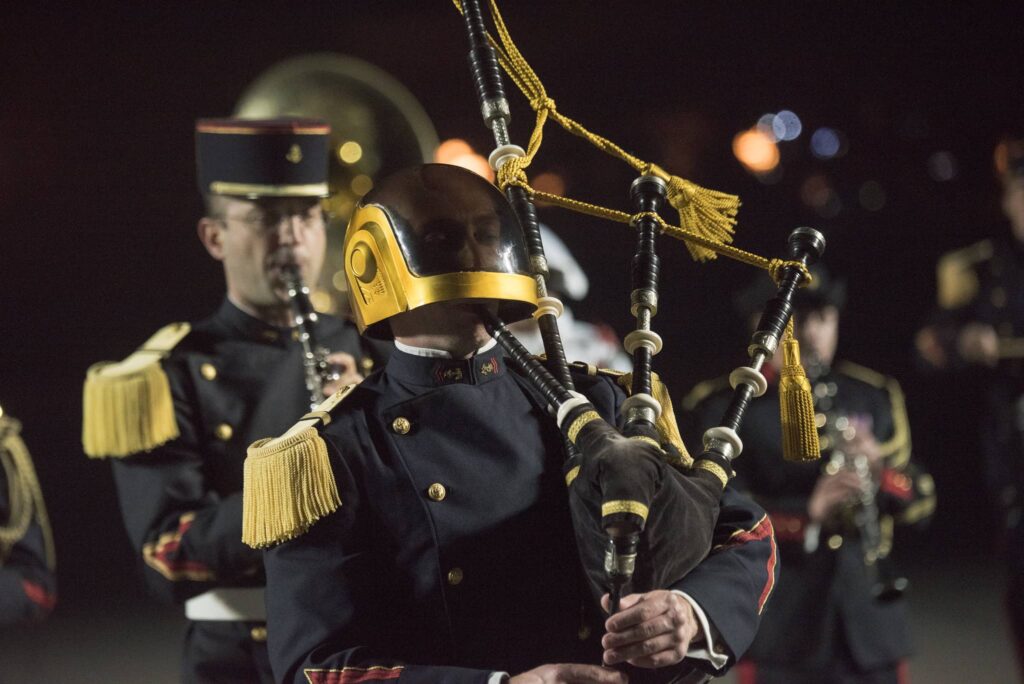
[391,417,411,435]
[359,357,375,374]
[827,534,843,550]
[447,567,464,586]
[249,626,267,642]
[578,623,591,641]
[200,363,217,381]
[427,483,447,502]
[215,423,233,441]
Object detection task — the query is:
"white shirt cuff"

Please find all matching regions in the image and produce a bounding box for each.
[672,590,729,671]
[487,672,510,684]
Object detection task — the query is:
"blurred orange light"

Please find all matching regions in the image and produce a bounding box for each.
[532,171,566,197]
[449,152,494,181]
[732,128,780,173]
[434,139,474,164]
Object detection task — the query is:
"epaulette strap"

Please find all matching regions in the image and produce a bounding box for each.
[937,239,992,310]
[614,372,693,467]
[0,415,56,570]
[680,375,730,412]
[82,322,191,458]
[839,362,912,468]
[242,385,356,549]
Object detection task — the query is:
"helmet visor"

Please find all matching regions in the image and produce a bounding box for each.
[363,164,530,278]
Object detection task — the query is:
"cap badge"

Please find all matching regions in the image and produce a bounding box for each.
[286,144,303,164]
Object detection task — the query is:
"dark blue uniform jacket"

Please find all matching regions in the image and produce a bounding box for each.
[265,348,779,683]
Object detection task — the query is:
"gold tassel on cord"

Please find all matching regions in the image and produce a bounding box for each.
[242,426,341,549]
[647,164,740,262]
[779,317,821,462]
[82,322,190,458]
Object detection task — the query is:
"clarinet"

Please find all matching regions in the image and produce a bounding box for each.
[282,264,337,411]
[823,411,909,602]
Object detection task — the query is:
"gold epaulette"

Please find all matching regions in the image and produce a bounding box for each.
[680,374,731,413]
[837,361,912,468]
[937,239,992,310]
[242,384,356,549]
[82,322,191,458]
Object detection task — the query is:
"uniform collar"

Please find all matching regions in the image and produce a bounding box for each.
[215,297,294,347]
[387,340,506,387]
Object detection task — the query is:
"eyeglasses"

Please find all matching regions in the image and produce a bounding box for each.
[220,206,323,233]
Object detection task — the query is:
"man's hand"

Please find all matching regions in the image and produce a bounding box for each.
[510,664,628,684]
[600,590,698,669]
[957,322,999,366]
[807,470,863,523]
[321,351,364,395]
[843,414,883,478]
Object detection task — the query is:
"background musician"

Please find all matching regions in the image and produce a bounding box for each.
[915,132,1024,675]
[684,266,936,684]
[80,118,385,683]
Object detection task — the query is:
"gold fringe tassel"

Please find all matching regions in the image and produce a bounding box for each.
[82,358,179,458]
[778,318,821,462]
[242,427,341,549]
[647,164,740,262]
[81,322,189,458]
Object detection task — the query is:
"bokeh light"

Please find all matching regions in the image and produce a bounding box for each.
[532,171,566,197]
[733,128,780,173]
[434,138,474,163]
[448,152,493,180]
[774,110,802,141]
[350,174,373,196]
[810,128,842,159]
[337,141,363,164]
[801,174,842,217]
[927,151,957,182]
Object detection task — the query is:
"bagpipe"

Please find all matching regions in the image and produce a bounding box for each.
[452,0,825,623]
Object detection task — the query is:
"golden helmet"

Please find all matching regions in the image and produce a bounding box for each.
[343,164,537,337]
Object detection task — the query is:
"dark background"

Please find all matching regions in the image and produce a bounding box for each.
[1,0,1022,663]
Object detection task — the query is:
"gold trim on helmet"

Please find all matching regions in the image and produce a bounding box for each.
[343,204,537,336]
[209,181,329,198]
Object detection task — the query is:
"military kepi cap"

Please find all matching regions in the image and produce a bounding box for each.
[195,118,330,198]
[733,264,847,319]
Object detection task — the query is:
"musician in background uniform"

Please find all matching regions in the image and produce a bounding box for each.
[915,133,1024,672]
[508,225,631,371]
[246,164,779,684]
[684,267,935,684]
[1,403,56,625]
[82,118,385,683]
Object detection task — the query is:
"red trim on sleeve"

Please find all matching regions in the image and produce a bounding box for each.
[21,579,57,612]
[880,469,914,500]
[143,513,215,582]
[720,515,777,613]
[735,659,757,684]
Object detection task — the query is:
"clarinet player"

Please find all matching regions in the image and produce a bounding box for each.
[81,118,385,683]
[684,266,936,684]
